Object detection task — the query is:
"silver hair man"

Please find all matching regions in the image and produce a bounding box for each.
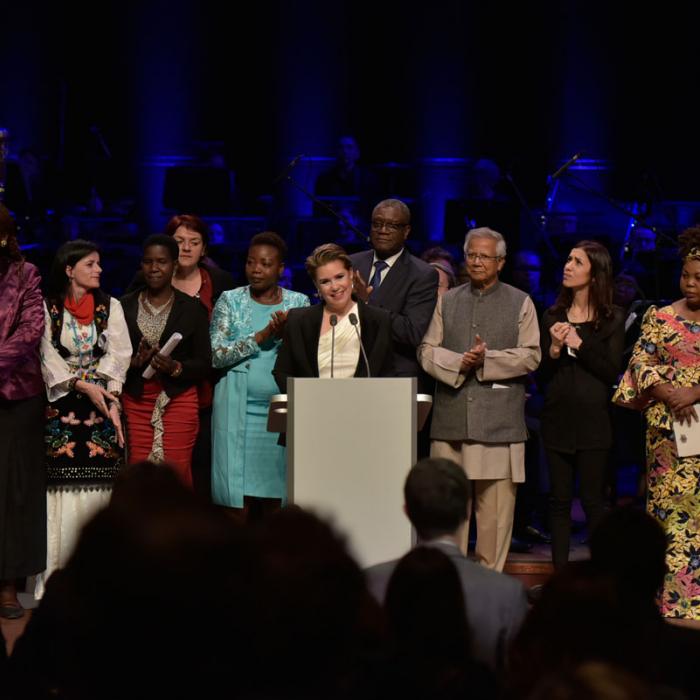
[464,227,507,258]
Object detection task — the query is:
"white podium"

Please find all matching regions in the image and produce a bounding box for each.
[269,377,430,568]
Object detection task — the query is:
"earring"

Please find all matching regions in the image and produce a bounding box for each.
[0,238,7,248]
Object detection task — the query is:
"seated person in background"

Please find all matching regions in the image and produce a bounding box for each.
[365,457,528,672]
[315,135,374,198]
[511,249,555,313]
[7,461,252,700]
[589,507,700,699]
[273,243,394,391]
[382,546,497,698]
[422,245,458,296]
[421,245,458,276]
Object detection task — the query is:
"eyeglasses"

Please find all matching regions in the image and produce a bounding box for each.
[466,252,501,263]
[371,219,408,233]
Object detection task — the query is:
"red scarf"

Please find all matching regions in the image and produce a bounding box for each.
[64,292,95,325]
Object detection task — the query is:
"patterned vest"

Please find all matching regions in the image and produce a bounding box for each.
[47,289,112,359]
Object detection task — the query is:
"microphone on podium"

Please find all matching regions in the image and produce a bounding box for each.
[330,314,338,378]
[348,313,371,378]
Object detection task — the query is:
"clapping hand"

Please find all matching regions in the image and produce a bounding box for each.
[268,310,288,338]
[149,348,178,376]
[564,325,583,351]
[131,337,158,368]
[352,269,372,302]
[255,311,289,345]
[549,322,570,351]
[460,334,487,373]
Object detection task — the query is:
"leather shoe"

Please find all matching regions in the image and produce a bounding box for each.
[0,602,25,620]
[527,584,544,605]
[525,524,552,544]
[509,536,533,554]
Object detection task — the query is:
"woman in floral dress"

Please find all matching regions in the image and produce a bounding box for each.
[614,226,700,619]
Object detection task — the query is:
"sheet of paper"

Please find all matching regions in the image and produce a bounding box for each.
[673,404,700,458]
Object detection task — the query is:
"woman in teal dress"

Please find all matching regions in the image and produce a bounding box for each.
[210,232,309,518]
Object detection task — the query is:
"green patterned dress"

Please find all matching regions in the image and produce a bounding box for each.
[614,305,700,618]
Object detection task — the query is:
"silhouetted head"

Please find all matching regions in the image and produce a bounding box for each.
[404,458,469,541]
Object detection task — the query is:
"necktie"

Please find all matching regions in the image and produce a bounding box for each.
[369,260,388,299]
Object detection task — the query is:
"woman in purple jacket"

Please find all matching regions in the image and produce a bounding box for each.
[0,205,46,619]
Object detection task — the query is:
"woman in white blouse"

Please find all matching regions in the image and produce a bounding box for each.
[273,243,394,391]
[38,240,132,596]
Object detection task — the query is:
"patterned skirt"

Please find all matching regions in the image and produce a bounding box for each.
[45,389,123,489]
[647,423,700,619]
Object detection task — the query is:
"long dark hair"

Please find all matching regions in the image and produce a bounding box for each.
[47,239,100,299]
[552,240,614,327]
[0,204,24,265]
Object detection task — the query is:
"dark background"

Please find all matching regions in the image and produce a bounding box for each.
[1,0,698,292]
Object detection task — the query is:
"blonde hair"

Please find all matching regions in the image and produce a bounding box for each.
[305,243,353,281]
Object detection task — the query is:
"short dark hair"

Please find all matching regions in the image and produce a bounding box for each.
[404,458,469,540]
[163,213,210,248]
[142,233,179,261]
[47,239,100,298]
[249,231,288,261]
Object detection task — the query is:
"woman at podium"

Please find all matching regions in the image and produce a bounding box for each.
[273,242,394,391]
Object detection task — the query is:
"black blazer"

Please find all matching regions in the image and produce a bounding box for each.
[349,249,438,379]
[273,300,395,393]
[120,289,212,399]
[539,305,625,452]
[126,263,235,308]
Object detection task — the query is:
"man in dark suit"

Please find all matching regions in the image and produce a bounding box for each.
[365,458,528,672]
[350,199,438,384]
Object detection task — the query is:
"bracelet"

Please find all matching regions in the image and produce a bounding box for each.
[68,377,79,391]
[109,400,122,414]
[170,362,183,378]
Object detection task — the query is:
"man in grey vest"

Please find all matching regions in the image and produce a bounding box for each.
[418,227,540,571]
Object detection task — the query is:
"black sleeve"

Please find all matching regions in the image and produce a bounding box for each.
[177,302,211,382]
[576,308,626,387]
[272,310,298,393]
[375,314,396,378]
[208,266,236,302]
[378,266,438,348]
